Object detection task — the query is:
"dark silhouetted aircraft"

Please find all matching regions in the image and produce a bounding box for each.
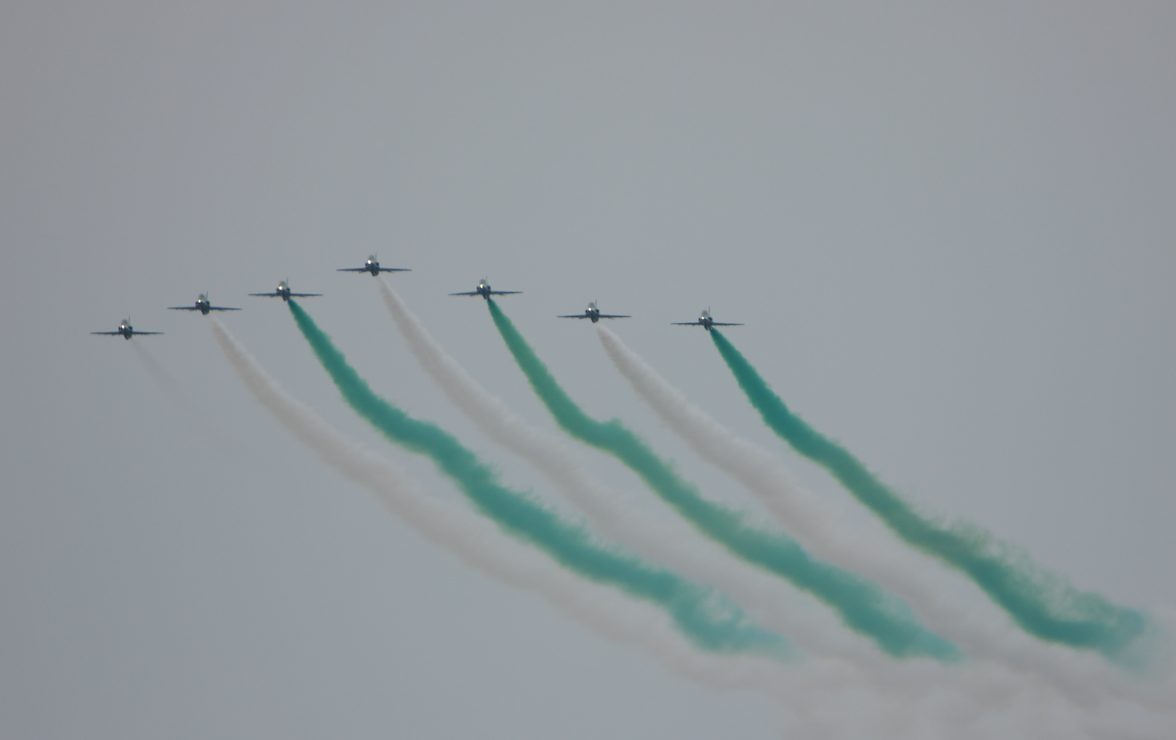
[559,301,630,323]
[91,318,163,340]
[672,309,743,332]
[449,278,521,300]
[169,293,241,315]
[249,280,323,302]
[337,255,410,276]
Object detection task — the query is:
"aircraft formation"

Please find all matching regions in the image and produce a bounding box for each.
[85,252,1173,740]
[91,260,743,337]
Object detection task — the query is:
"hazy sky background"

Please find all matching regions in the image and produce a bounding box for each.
[3,2,1174,737]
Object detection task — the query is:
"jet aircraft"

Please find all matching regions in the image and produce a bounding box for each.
[91,318,163,340]
[558,301,630,323]
[169,293,241,315]
[249,280,323,302]
[672,309,743,331]
[337,255,411,276]
[449,278,522,300]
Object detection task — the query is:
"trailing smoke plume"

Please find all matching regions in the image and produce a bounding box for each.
[210,316,1174,738]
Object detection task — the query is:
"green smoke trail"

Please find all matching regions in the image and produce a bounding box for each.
[709,328,1148,662]
[487,300,959,662]
[286,301,790,659]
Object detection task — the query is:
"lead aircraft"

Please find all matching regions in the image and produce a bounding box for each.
[337,255,410,276]
[249,280,323,302]
[449,278,521,300]
[91,318,163,340]
[672,309,743,331]
[558,301,630,323]
[169,293,241,315]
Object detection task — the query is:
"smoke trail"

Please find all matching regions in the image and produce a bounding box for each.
[286,301,791,659]
[709,328,1150,664]
[378,279,895,662]
[210,317,1175,738]
[486,299,958,661]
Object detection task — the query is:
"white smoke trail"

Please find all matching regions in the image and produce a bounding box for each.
[597,323,1176,717]
[371,284,1172,737]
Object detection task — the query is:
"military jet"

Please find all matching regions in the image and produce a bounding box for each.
[169,293,241,315]
[449,278,521,300]
[91,318,163,340]
[249,280,323,302]
[672,309,743,331]
[337,255,410,276]
[558,301,630,323]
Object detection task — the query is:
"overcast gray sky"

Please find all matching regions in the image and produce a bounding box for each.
[3,2,1174,738]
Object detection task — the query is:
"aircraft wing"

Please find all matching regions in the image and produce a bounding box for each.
[449,291,480,296]
[671,321,702,326]
[208,306,242,311]
[710,322,743,326]
[91,331,122,335]
[489,290,522,296]
[287,292,322,298]
[168,306,201,311]
[377,267,411,272]
[597,314,631,320]
[134,331,164,335]
[336,267,367,272]
[249,292,280,298]
[558,314,591,319]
